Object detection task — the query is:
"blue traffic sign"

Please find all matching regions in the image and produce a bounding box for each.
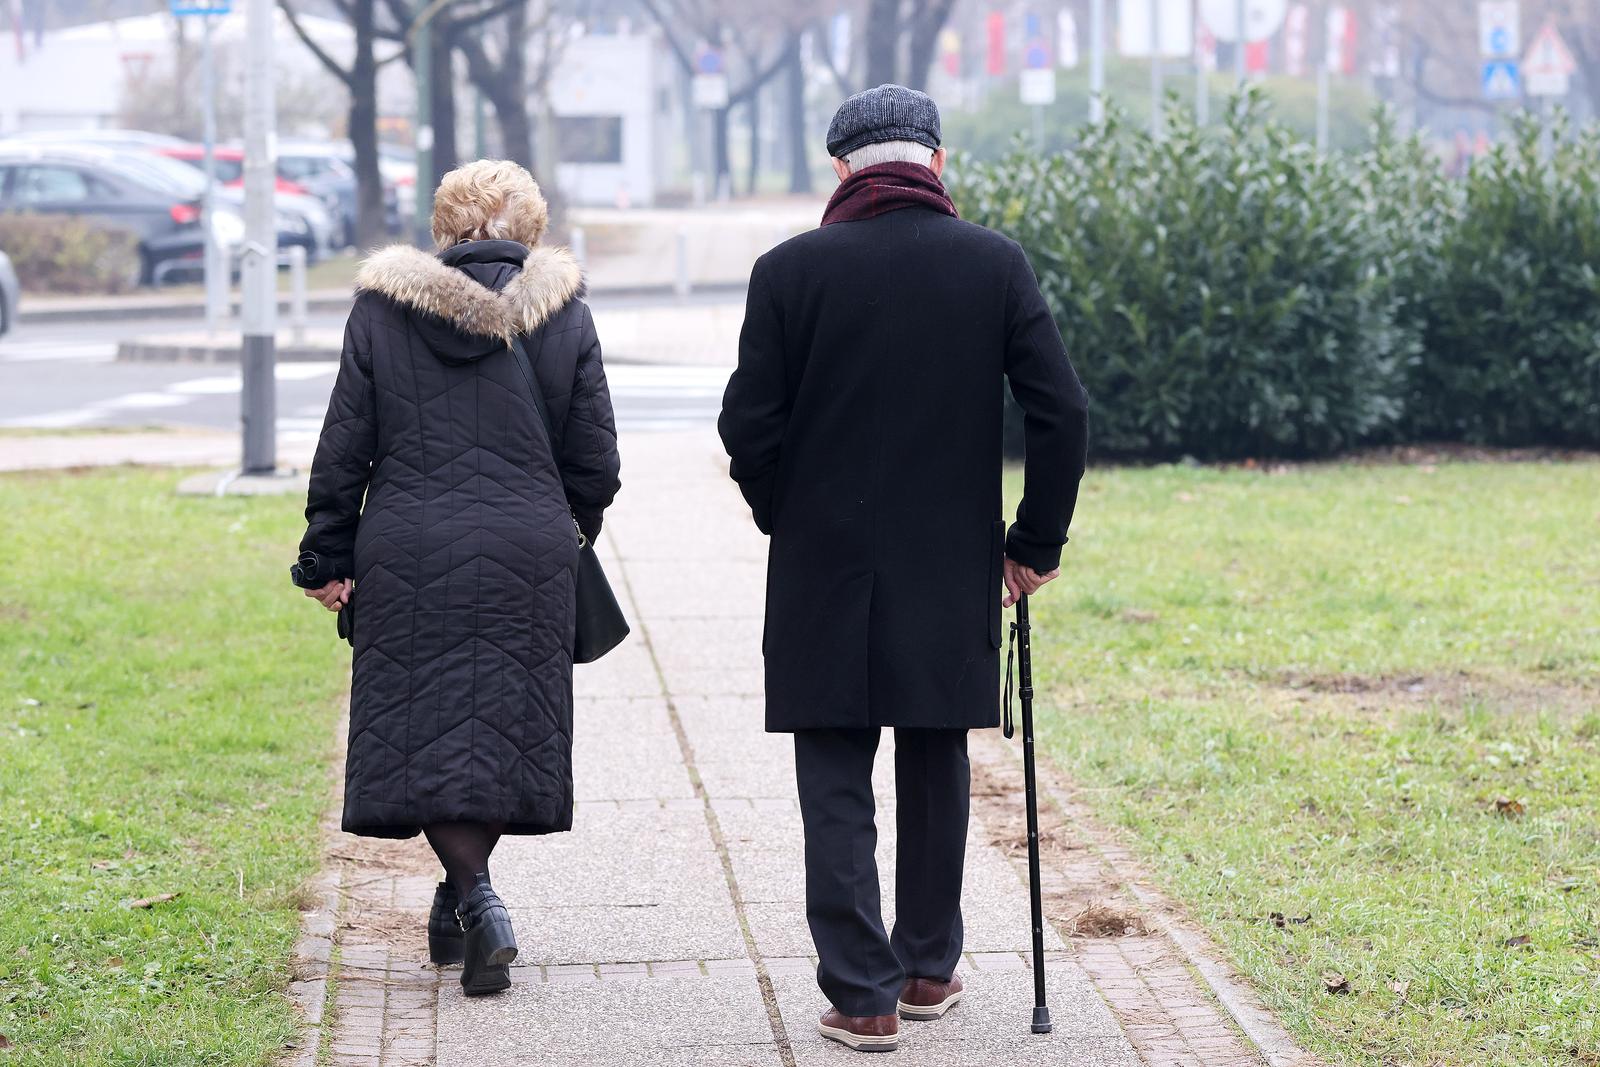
[1024,37,1050,70]
[696,48,724,75]
[1482,60,1521,99]
[170,0,230,14]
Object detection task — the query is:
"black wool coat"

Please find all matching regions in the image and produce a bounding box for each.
[718,206,1088,733]
[295,239,621,838]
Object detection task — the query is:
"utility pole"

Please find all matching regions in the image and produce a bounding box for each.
[1149,0,1163,137]
[1234,0,1247,84]
[1314,0,1330,152]
[240,0,277,474]
[413,0,434,248]
[200,9,225,331]
[1194,0,1209,124]
[1089,0,1106,122]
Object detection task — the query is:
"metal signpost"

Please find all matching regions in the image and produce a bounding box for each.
[169,0,230,332]
[240,0,276,474]
[1088,0,1106,123]
[692,46,729,202]
[1019,17,1055,145]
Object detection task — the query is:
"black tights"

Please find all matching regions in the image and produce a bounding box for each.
[423,821,507,898]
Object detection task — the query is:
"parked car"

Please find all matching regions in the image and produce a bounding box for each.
[0,249,18,336]
[274,141,360,246]
[0,144,222,285]
[0,129,189,151]
[154,144,335,260]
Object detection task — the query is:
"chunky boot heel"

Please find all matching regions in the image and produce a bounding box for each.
[427,881,464,965]
[457,879,517,996]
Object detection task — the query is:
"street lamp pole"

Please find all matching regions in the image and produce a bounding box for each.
[1089,0,1106,122]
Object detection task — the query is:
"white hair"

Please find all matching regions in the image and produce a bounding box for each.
[840,139,936,172]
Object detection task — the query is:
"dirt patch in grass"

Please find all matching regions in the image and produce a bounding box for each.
[1274,669,1598,719]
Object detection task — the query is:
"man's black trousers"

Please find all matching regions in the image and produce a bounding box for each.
[793,727,969,1017]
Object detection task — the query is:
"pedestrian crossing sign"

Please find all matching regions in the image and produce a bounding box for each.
[1481,60,1521,100]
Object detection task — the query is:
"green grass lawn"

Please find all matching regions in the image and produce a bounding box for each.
[1010,458,1600,1066]
[0,470,348,1065]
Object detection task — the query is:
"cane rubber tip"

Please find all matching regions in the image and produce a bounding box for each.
[1031,1006,1053,1033]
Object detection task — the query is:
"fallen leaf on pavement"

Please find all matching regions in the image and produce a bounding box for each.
[126,892,180,909]
[1322,971,1350,995]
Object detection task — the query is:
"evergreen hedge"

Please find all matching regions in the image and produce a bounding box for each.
[952,92,1600,459]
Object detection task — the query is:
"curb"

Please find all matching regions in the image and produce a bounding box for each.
[19,280,749,326]
[117,336,341,363]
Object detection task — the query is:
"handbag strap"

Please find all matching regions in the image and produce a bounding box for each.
[506,336,584,547]
[506,336,557,452]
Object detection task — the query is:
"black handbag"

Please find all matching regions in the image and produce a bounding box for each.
[507,336,630,664]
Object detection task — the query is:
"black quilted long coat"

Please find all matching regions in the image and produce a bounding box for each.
[294,238,620,839]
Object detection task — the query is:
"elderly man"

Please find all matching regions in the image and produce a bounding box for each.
[718,84,1088,1053]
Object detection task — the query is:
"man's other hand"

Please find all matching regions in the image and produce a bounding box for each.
[1002,558,1059,608]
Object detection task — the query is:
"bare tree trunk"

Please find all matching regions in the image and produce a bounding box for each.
[784,33,812,193]
[430,28,459,182]
[865,0,899,86]
[905,0,957,91]
[349,0,386,250]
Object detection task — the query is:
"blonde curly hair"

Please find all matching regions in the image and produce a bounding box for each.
[430,159,550,250]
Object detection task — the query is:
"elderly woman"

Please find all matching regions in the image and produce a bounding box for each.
[291,160,620,996]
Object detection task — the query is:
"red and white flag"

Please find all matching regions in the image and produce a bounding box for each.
[1326,6,1358,75]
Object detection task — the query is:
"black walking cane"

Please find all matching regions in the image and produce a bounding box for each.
[1004,593,1053,1034]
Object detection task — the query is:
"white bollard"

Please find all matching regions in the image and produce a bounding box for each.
[674,226,691,300]
[288,244,308,346]
[569,225,587,271]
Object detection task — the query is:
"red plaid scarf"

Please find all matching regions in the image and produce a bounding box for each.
[819,161,959,227]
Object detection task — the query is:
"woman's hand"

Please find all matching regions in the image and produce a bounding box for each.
[304,578,352,612]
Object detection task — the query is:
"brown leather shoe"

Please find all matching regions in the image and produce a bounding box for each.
[817,1008,900,1052]
[898,973,964,1020]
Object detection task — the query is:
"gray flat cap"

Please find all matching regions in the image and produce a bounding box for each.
[826,84,942,159]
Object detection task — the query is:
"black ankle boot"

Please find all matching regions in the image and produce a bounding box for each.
[457,877,516,996]
[427,880,464,965]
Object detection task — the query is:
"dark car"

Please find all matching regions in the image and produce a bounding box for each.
[0,144,221,285]
[0,249,18,336]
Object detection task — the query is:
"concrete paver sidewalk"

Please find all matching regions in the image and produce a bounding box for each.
[294,427,1144,1067]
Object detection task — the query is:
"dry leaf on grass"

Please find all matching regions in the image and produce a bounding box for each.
[1493,796,1526,817]
[1322,971,1351,995]
[126,892,180,909]
[1269,911,1312,928]
[1503,934,1532,948]
[1389,979,1410,999]
[0,1034,12,1049]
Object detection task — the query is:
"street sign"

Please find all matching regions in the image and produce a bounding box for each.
[1477,0,1519,58]
[692,45,727,109]
[1481,60,1521,100]
[169,0,229,14]
[1524,22,1577,97]
[1057,10,1079,68]
[1020,68,1056,105]
[1198,0,1287,43]
[1125,0,1197,57]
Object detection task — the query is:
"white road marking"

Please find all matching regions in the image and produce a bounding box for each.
[0,363,340,429]
[0,339,118,363]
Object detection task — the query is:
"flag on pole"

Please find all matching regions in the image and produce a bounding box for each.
[1326,6,1358,75]
[1057,9,1079,68]
[987,11,1006,75]
[939,28,961,77]
[1284,4,1309,76]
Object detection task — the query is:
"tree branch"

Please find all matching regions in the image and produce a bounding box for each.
[278,0,356,86]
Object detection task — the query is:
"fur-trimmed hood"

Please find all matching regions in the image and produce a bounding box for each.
[355,242,583,343]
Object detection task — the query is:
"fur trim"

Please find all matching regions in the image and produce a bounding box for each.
[355,244,583,341]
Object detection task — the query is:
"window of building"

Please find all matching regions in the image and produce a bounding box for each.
[558,116,623,165]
